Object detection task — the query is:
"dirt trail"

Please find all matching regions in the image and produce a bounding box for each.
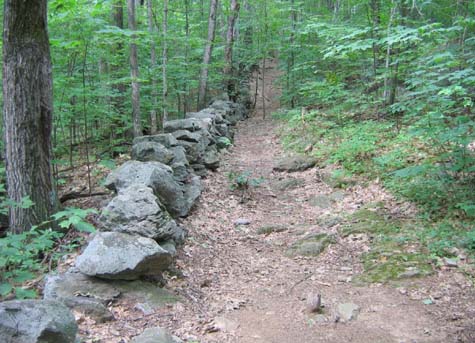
[155,60,474,343]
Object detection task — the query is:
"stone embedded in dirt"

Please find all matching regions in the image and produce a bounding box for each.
[115,280,180,310]
[76,232,173,280]
[104,160,201,217]
[397,268,422,279]
[286,233,336,257]
[209,317,240,333]
[100,184,185,244]
[329,190,346,202]
[132,141,175,165]
[443,257,458,268]
[0,300,77,343]
[273,156,318,173]
[306,293,322,313]
[43,272,120,323]
[308,195,333,209]
[317,215,343,229]
[257,224,288,235]
[273,177,305,191]
[130,327,182,343]
[337,302,360,322]
[234,218,251,226]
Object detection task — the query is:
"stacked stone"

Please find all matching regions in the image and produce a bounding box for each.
[28,100,249,336]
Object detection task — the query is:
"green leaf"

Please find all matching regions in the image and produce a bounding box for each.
[0,283,13,297]
[12,270,35,283]
[74,221,96,233]
[15,288,37,299]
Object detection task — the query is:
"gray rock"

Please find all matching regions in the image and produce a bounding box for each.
[164,118,210,133]
[337,303,360,322]
[286,233,335,257]
[210,100,247,125]
[257,225,288,235]
[308,195,332,209]
[115,280,180,309]
[100,184,185,244]
[131,327,182,343]
[43,272,120,322]
[172,129,205,143]
[0,300,77,343]
[104,161,198,217]
[133,134,179,148]
[174,138,209,165]
[191,164,207,177]
[204,146,220,170]
[132,141,175,165]
[76,232,172,280]
[273,156,318,172]
[234,218,251,226]
[171,162,189,182]
[186,110,225,125]
[169,146,188,165]
[273,178,305,191]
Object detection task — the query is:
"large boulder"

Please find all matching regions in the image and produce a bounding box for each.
[43,272,120,322]
[164,118,210,133]
[131,327,182,343]
[273,156,318,172]
[133,134,179,148]
[210,100,247,125]
[203,145,220,170]
[76,232,173,280]
[99,184,185,244]
[104,161,199,217]
[0,300,77,343]
[132,141,175,165]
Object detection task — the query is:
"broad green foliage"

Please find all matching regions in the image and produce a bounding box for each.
[227,171,264,191]
[0,206,96,300]
[276,0,475,269]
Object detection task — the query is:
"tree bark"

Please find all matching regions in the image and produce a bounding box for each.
[3,0,59,233]
[111,0,127,138]
[127,0,142,137]
[147,0,158,134]
[197,0,219,110]
[162,0,169,124]
[224,0,240,101]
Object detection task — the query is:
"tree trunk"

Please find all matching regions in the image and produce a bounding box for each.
[147,0,158,134]
[111,0,127,138]
[162,0,169,125]
[127,0,142,137]
[383,0,396,107]
[3,0,59,233]
[224,0,240,101]
[184,0,191,115]
[289,0,297,108]
[197,0,219,110]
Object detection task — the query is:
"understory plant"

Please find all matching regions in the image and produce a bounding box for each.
[0,204,96,300]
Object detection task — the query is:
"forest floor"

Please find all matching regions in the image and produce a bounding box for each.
[76,60,475,343]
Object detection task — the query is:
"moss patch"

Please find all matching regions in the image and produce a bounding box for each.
[359,247,433,283]
[341,205,434,283]
[340,205,400,237]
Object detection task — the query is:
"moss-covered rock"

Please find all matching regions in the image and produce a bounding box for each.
[286,233,336,257]
[257,224,288,235]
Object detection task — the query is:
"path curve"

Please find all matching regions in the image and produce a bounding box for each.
[164,60,462,343]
